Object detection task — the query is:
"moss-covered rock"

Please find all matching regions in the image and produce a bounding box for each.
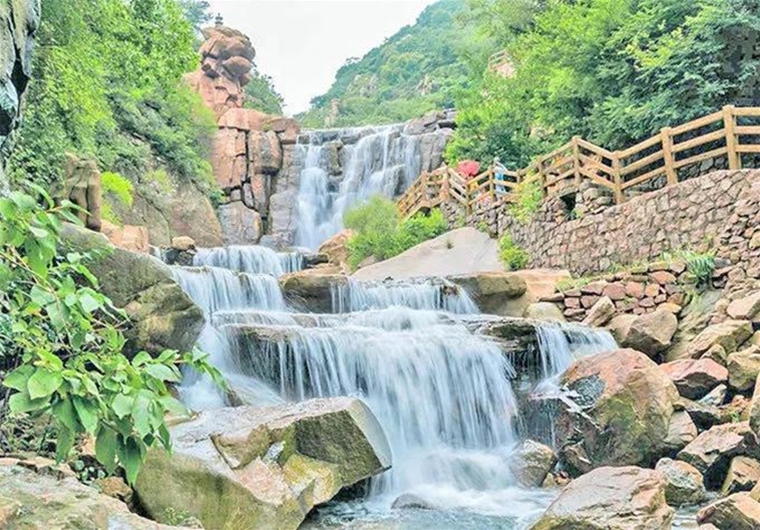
[134,397,391,530]
[60,224,203,356]
[555,349,679,474]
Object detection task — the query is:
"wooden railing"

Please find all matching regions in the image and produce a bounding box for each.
[397,105,760,218]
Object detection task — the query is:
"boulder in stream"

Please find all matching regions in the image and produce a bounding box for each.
[530,466,673,530]
[279,269,348,313]
[134,397,391,530]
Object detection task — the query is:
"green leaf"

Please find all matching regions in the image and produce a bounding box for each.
[52,398,79,432]
[79,292,102,313]
[9,391,49,414]
[117,436,145,485]
[95,426,118,474]
[73,396,99,434]
[131,394,153,438]
[29,285,55,307]
[56,425,76,462]
[111,393,134,419]
[27,368,63,399]
[144,363,181,383]
[3,365,34,391]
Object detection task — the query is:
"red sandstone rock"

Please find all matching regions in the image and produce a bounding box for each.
[660,358,728,400]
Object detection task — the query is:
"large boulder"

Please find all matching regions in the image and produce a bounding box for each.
[655,457,706,506]
[218,200,263,245]
[279,270,348,313]
[0,463,188,529]
[660,358,728,400]
[677,422,760,488]
[621,310,678,358]
[135,398,391,530]
[60,224,203,356]
[530,466,673,530]
[449,272,527,315]
[697,493,760,530]
[555,349,679,474]
[687,320,753,359]
[727,346,760,392]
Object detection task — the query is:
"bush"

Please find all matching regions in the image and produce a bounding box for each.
[344,196,449,269]
[499,234,528,271]
[508,176,543,223]
[0,189,223,484]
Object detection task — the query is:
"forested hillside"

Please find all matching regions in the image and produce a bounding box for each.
[447,0,760,167]
[299,0,481,127]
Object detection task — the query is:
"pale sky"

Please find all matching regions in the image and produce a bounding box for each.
[206,0,438,115]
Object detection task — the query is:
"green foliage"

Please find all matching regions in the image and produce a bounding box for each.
[244,68,285,115]
[344,197,449,269]
[498,234,528,270]
[663,249,717,288]
[102,172,135,208]
[508,176,542,223]
[450,0,760,165]
[0,189,224,484]
[7,0,215,192]
[300,0,482,127]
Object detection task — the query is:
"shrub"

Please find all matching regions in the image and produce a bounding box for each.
[102,172,134,207]
[344,196,448,269]
[508,176,543,223]
[0,189,223,484]
[499,234,528,271]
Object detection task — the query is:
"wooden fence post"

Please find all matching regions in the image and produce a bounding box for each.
[612,153,623,204]
[661,127,678,186]
[572,136,581,187]
[724,105,741,170]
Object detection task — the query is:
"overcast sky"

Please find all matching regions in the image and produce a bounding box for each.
[206,0,438,115]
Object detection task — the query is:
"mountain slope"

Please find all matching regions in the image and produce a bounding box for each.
[299,0,476,127]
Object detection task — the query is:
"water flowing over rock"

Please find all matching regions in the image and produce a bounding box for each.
[530,466,673,530]
[135,398,390,530]
[290,124,451,249]
[166,240,621,527]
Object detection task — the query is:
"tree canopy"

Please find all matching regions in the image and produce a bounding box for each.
[299,0,484,127]
[447,0,760,166]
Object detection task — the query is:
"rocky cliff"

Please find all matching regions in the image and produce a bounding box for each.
[0,0,40,188]
[185,25,457,250]
[186,24,300,246]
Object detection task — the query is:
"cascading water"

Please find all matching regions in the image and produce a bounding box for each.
[170,244,618,528]
[294,125,424,250]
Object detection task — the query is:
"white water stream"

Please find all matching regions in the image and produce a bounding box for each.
[172,245,616,528]
[294,125,425,250]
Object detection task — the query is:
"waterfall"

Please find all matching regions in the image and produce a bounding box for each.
[294,125,426,250]
[193,245,303,276]
[331,278,479,314]
[171,244,617,526]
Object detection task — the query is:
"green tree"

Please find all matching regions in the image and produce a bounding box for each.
[449,0,760,165]
[7,0,215,192]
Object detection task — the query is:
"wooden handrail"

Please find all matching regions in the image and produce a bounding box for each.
[397,105,760,218]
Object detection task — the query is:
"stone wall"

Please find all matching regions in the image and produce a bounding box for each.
[547,263,710,323]
[0,0,40,189]
[454,170,759,277]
